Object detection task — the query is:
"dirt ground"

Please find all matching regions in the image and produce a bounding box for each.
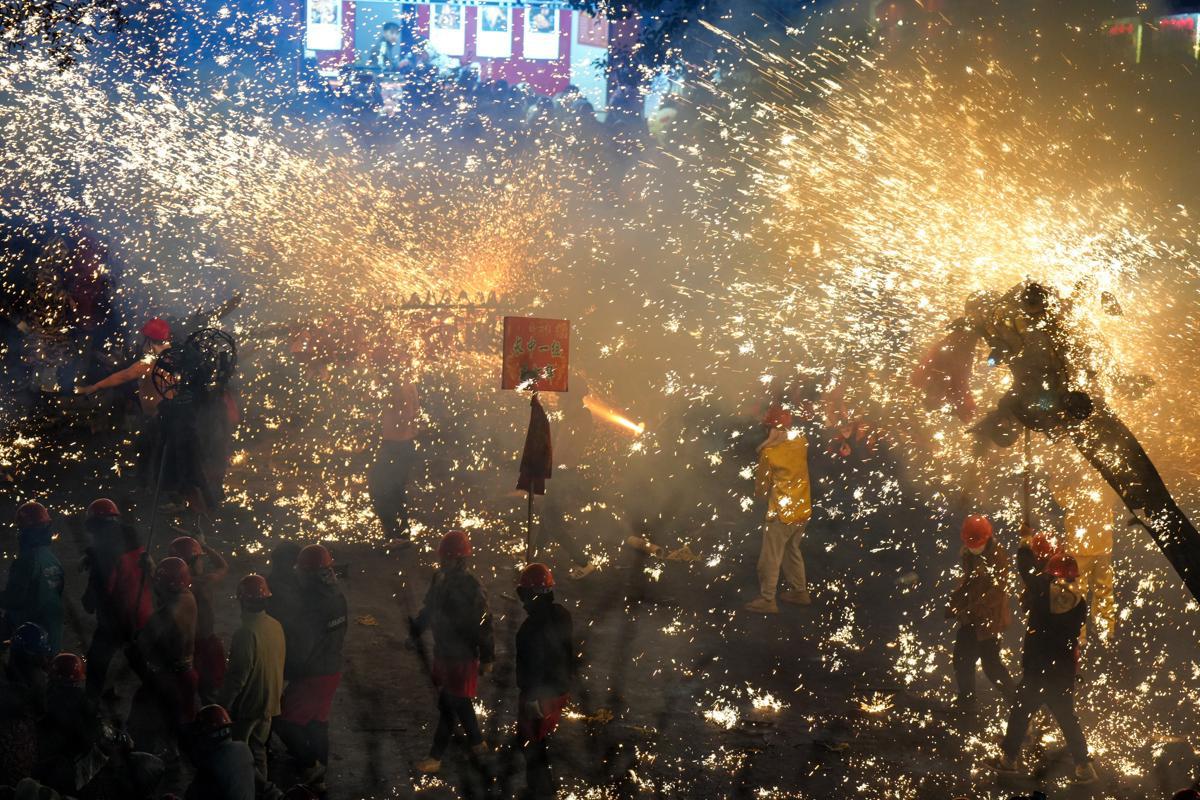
[5,415,1200,800]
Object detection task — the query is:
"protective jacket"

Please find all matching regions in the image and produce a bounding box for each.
[286,581,347,679]
[83,523,151,638]
[415,566,494,664]
[948,538,1012,639]
[755,436,812,525]
[2,527,64,651]
[219,610,286,722]
[1018,564,1087,686]
[516,595,575,700]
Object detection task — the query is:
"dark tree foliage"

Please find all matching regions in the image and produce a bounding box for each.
[0,0,128,68]
[569,0,705,76]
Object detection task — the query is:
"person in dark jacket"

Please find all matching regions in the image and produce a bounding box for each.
[128,557,198,757]
[36,652,108,795]
[0,623,53,787]
[1,502,64,653]
[264,541,302,654]
[946,515,1014,706]
[1016,527,1058,614]
[515,563,575,800]
[184,704,255,800]
[989,551,1096,785]
[81,499,152,697]
[272,545,346,794]
[412,530,495,774]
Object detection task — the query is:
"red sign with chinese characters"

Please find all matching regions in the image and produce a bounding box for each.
[501,317,570,392]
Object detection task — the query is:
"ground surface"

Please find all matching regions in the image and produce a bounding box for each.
[4,410,1200,800]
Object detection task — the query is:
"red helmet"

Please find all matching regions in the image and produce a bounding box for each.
[1029,531,1058,562]
[194,704,233,735]
[16,501,50,529]
[86,498,121,519]
[518,563,555,593]
[762,404,793,429]
[154,556,192,593]
[169,535,203,562]
[141,317,171,342]
[49,652,86,685]
[1045,553,1080,583]
[296,544,333,571]
[438,529,472,559]
[960,515,993,550]
[236,574,271,601]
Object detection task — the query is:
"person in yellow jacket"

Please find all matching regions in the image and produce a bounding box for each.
[745,405,813,614]
[1049,451,1118,643]
[219,574,286,797]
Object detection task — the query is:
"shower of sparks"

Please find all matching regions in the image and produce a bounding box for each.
[3,1,1200,797]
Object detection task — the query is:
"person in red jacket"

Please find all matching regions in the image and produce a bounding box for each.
[81,498,153,697]
[515,563,575,800]
[128,556,198,756]
[412,530,495,775]
[168,536,228,703]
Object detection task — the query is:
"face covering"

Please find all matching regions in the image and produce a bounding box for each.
[1049,581,1081,614]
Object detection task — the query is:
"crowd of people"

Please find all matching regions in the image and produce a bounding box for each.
[0,491,576,799]
[0,41,1194,799]
[1,296,1199,799]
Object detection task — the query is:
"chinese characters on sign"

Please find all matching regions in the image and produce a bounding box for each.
[502,317,569,392]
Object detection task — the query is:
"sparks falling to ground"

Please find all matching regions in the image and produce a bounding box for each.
[2,2,1200,798]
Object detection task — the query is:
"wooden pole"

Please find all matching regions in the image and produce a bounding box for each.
[526,490,534,563]
[1022,427,1033,532]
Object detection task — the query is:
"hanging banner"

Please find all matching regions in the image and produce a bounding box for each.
[429,3,466,57]
[476,5,513,59]
[523,5,560,60]
[306,0,343,51]
[501,317,569,392]
[577,11,608,48]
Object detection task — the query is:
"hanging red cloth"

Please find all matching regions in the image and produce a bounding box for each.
[912,326,980,421]
[517,394,553,495]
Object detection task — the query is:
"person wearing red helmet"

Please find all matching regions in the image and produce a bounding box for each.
[990,547,1094,784]
[184,704,256,800]
[37,652,107,794]
[745,403,813,614]
[412,530,495,774]
[219,574,285,797]
[273,544,346,793]
[76,316,172,410]
[515,563,576,798]
[1016,526,1059,617]
[945,514,1014,708]
[368,370,420,548]
[128,556,199,755]
[169,536,229,703]
[1,501,65,653]
[80,498,153,697]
